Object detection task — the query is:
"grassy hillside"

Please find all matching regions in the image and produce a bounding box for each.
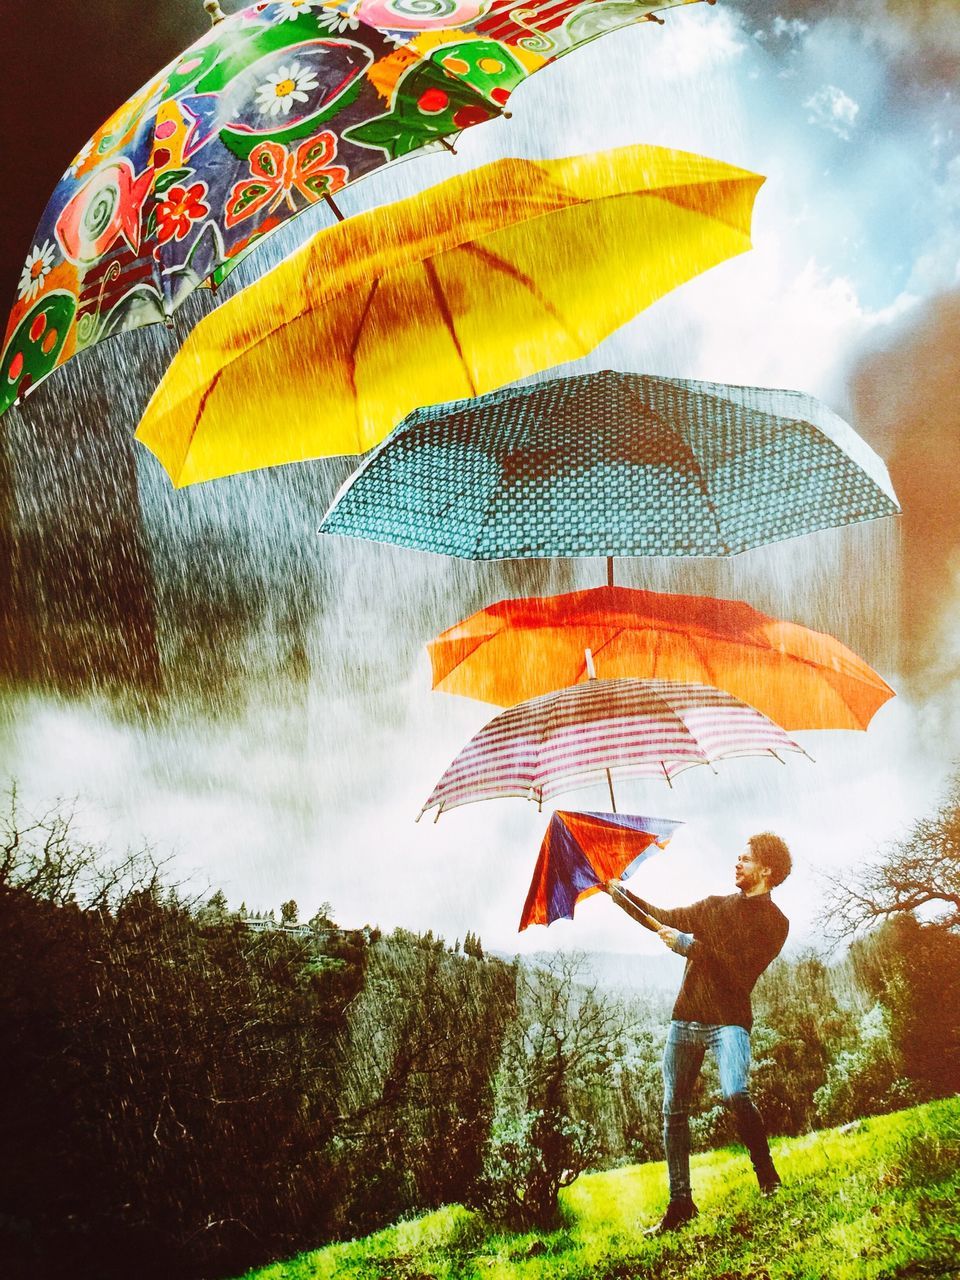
[237,1097,960,1280]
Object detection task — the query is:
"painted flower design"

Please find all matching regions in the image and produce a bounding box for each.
[274,0,318,19]
[255,62,320,117]
[315,6,360,32]
[155,182,210,244]
[17,241,56,302]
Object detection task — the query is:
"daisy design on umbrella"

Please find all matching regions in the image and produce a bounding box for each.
[255,62,321,117]
[18,241,56,303]
[274,0,319,18]
[67,138,93,178]
[315,4,361,33]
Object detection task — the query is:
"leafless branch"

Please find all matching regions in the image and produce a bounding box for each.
[821,775,960,940]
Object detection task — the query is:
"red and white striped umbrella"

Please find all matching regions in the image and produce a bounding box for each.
[419,677,810,820]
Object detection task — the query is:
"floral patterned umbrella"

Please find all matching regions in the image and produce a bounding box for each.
[0,0,707,418]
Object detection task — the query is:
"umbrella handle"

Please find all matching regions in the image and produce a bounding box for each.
[324,193,345,223]
[605,766,616,813]
[609,883,661,934]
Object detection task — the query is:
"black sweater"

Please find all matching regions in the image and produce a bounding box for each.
[617,887,788,1030]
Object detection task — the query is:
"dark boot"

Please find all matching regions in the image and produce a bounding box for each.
[727,1091,780,1191]
[645,1198,699,1235]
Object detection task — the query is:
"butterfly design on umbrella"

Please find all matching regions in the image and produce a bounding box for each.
[225,134,348,226]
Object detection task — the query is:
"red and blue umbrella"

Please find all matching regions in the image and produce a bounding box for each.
[519,809,682,930]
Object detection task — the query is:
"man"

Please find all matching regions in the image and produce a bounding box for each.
[605,832,791,1234]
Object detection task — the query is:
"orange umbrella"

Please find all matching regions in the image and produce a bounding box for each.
[427,585,894,731]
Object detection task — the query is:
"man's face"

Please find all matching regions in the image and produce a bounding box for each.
[735,847,769,893]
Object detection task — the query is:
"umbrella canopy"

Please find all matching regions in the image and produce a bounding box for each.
[419,676,808,818]
[135,145,763,486]
[428,585,896,729]
[320,370,900,557]
[0,0,708,418]
[519,809,682,931]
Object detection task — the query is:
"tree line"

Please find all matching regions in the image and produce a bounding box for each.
[1,780,958,1280]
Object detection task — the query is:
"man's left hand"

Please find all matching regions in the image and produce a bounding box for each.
[657,926,683,953]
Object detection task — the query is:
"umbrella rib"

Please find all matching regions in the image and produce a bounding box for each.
[164,249,385,427]
[347,277,381,451]
[817,666,890,724]
[422,258,478,398]
[178,369,225,483]
[682,630,723,689]
[676,387,738,550]
[631,394,726,548]
[458,241,592,357]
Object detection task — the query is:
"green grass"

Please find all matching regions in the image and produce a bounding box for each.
[235,1098,960,1280]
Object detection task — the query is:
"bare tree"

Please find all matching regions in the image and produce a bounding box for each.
[477,952,624,1229]
[823,776,960,938]
[0,784,172,910]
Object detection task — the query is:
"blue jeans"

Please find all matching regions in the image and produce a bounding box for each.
[661,1020,777,1200]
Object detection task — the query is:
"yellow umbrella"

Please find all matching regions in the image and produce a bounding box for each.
[136,144,764,488]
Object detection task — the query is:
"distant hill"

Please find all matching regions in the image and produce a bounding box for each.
[493,949,685,1000]
[566,949,685,997]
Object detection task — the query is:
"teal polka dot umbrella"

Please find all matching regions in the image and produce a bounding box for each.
[318,370,901,560]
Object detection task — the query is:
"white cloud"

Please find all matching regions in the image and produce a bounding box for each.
[804,83,861,139]
[655,6,748,78]
[691,251,915,396]
[772,16,808,40]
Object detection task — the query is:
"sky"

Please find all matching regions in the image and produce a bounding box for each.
[1,0,958,958]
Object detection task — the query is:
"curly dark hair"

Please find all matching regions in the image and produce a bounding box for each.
[748,832,792,887]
